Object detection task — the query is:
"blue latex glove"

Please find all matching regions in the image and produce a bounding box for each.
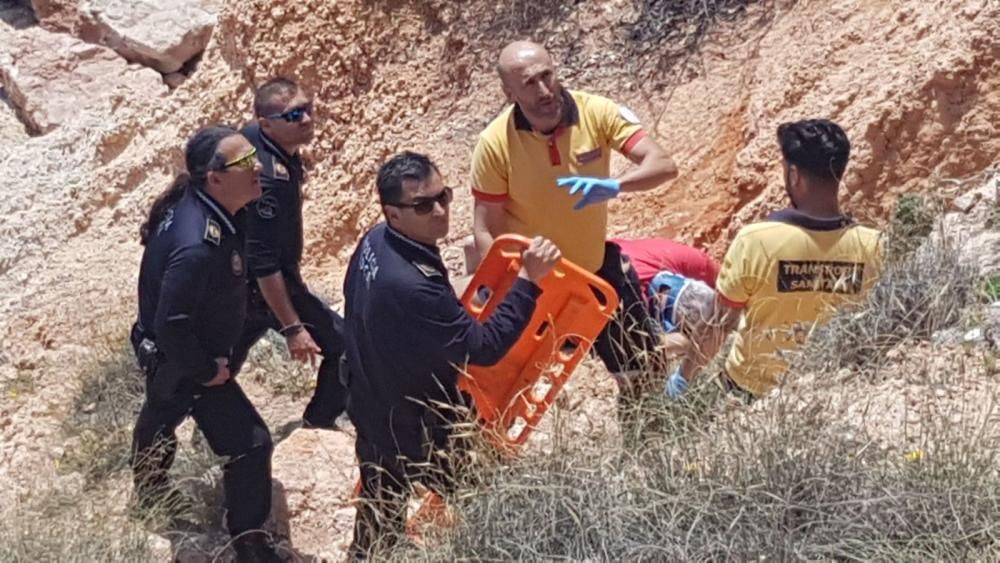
[665,368,689,400]
[556,177,621,210]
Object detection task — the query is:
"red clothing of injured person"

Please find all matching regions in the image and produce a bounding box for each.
[610,237,720,293]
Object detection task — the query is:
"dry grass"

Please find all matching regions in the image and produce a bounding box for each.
[372,0,777,94]
[58,340,145,484]
[0,494,154,563]
[621,0,764,85]
[413,388,1000,561]
[794,192,985,377]
[797,241,978,377]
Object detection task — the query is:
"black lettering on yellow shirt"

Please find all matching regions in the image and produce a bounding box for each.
[777,260,864,295]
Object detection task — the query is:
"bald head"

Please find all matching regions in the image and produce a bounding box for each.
[495,41,564,131]
[497,41,552,81]
[497,41,552,79]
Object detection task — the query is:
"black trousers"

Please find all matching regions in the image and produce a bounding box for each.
[592,241,664,377]
[230,284,348,425]
[349,429,460,560]
[131,371,273,536]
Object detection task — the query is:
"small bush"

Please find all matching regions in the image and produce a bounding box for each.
[621,0,778,90]
[889,193,936,257]
[796,231,978,374]
[980,275,1000,303]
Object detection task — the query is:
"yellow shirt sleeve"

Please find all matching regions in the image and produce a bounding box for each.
[591,94,645,154]
[716,230,766,306]
[470,135,509,202]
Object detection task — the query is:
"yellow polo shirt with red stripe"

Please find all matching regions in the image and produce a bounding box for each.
[471,90,646,273]
[716,209,884,396]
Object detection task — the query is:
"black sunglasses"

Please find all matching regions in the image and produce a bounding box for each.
[265,103,313,123]
[386,187,453,215]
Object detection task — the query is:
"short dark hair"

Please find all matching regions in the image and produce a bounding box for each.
[777,119,851,182]
[376,151,440,205]
[253,77,299,118]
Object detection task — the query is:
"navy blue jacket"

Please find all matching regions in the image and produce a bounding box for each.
[241,123,305,285]
[344,224,541,457]
[136,188,247,397]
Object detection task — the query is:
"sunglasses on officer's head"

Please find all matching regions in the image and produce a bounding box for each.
[220,147,257,171]
[265,103,313,123]
[386,187,453,215]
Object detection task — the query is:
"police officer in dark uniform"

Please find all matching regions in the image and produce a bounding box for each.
[130,126,283,562]
[342,151,561,559]
[229,77,348,429]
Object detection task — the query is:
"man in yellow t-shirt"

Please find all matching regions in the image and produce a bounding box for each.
[469,40,678,389]
[716,119,883,401]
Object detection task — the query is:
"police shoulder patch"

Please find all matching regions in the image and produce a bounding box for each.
[255,194,279,220]
[618,105,641,125]
[157,208,175,236]
[204,218,222,246]
[413,261,442,278]
[272,156,290,181]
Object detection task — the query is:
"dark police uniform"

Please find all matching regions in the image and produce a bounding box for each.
[343,223,542,557]
[230,123,348,426]
[130,187,273,537]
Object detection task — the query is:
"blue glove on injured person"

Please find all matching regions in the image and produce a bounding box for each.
[556,177,621,210]
[665,368,688,399]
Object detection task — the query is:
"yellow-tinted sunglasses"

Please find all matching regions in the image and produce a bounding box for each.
[222,147,257,171]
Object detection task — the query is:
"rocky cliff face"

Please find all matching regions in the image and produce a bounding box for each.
[613,0,1000,251]
[0,0,997,559]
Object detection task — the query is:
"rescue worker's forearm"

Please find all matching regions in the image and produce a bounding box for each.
[472,201,504,268]
[453,278,541,366]
[256,272,301,328]
[472,229,495,269]
[618,152,678,193]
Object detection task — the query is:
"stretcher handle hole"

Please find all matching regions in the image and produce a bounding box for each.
[472,285,493,309]
[589,283,610,307]
[531,376,553,403]
[506,416,528,441]
[534,320,551,338]
[559,336,581,359]
[496,238,530,259]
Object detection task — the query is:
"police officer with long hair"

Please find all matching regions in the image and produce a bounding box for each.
[131,125,283,562]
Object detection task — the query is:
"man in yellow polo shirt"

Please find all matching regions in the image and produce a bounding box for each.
[470,40,678,391]
[716,119,883,401]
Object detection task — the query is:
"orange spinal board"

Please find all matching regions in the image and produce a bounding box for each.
[457,234,618,452]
